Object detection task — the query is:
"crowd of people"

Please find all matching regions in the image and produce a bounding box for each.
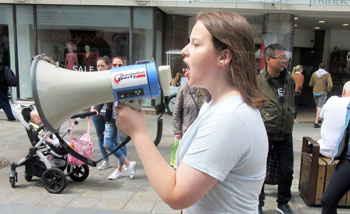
[3,10,350,214]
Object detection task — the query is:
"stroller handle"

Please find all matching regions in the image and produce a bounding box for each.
[71,111,97,119]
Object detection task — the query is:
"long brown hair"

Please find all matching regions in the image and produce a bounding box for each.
[197,11,267,108]
[97,56,111,66]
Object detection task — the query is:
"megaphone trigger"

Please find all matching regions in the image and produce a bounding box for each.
[118,99,144,139]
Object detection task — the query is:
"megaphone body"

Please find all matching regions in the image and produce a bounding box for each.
[31,56,170,133]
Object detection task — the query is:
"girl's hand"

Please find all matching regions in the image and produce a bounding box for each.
[175,134,182,140]
[115,103,147,139]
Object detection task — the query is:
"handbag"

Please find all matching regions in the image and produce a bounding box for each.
[4,66,17,87]
[264,145,279,185]
[67,116,94,166]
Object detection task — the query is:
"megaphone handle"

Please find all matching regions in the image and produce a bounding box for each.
[117,99,163,146]
[154,118,163,146]
[118,99,143,139]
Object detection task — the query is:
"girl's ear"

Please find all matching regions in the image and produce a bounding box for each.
[218,49,232,66]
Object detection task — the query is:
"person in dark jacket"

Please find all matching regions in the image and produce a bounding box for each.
[257,43,295,214]
[0,60,15,121]
[321,102,350,214]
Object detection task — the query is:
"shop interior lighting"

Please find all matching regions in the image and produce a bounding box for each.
[294,24,298,27]
[343,24,349,26]
[314,26,321,30]
[319,20,326,24]
[294,17,299,20]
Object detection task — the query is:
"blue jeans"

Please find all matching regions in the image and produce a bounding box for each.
[0,89,15,120]
[259,134,294,206]
[104,119,127,164]
[92,115,108,161]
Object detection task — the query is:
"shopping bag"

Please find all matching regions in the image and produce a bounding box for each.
[170,137,179,168]
[264,145,279,185]
[67,117,94,166]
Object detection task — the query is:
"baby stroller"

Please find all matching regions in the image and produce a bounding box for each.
[9,105,94,194]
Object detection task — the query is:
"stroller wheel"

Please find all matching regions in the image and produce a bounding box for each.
[24,174,33,182]
[10,177,16,188]
[42,168,66,194]
[67,164,89,182]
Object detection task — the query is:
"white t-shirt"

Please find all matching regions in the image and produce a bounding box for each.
[318,96,350,158]
[176,96,268,214]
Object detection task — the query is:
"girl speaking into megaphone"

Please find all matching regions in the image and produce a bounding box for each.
[116,11,269,213]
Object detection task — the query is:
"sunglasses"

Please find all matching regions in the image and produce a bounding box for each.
[270,56,288,61]
[112,63,123,67]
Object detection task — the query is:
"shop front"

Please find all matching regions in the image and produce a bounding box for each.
[0,4,163,107]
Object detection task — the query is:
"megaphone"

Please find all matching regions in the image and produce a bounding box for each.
[31,55,171,133]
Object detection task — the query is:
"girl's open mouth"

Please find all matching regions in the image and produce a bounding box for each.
[183,67,190,77]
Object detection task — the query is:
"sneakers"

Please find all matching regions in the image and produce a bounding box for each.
[128,161,136,179]
[108,169,123,180]
[277,203,293,214]
[97,161,111,170]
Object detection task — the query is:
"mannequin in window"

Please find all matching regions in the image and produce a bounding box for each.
[83,45,97,72]
[65,41,78,70]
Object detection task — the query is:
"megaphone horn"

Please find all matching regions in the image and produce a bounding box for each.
[31,55,162,133]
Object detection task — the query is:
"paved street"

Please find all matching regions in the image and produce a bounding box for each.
[0,105,349,214]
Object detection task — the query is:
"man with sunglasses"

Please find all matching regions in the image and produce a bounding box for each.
[111,57,125,68]
[257,44,295,214]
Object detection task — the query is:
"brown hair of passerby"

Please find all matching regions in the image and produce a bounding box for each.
[98,56,111,66]
[319,62,326,69]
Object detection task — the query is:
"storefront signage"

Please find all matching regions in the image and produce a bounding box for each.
[194,0,349,5]
[73,65,95,72]
[309,0,348,6]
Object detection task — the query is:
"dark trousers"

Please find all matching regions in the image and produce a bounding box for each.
[0,89,15,120]
[294,93,301,119]
[321,158,350,214]
[259,134,294,206]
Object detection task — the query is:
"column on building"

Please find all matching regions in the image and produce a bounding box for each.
[262,13,294,71]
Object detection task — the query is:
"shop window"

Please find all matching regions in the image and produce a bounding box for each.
[16,5,35,99]
[0,5,15,100]
[133,8,155,107]
[133,7,153,64]
[0,6,12,68]
[37,6,130,71]
[0,25,10,67]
